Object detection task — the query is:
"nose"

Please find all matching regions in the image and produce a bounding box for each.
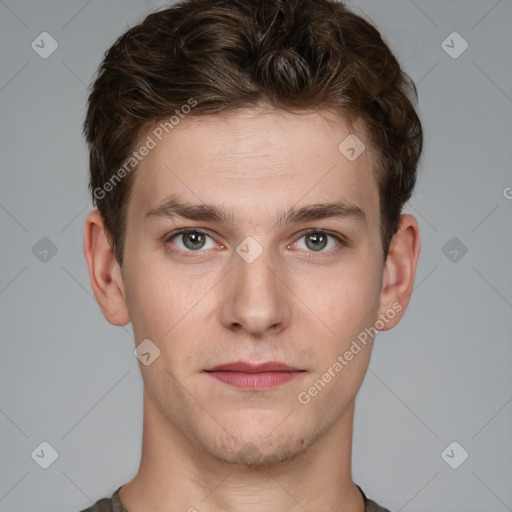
[219,244,292,337]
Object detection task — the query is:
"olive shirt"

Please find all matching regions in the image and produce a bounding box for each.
[80,484,392,512]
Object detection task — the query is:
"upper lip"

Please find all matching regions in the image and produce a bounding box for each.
[205,361,302,373]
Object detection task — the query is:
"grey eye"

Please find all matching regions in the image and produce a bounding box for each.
[171,231,216,251]
[295,231,339,252]
[304,232,328,251]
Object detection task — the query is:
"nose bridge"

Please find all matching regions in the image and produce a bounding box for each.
[221,238,290,335]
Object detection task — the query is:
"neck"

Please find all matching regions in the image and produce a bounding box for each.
[119,389,365,512]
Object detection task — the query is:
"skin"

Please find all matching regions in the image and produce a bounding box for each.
[84,107,420,512]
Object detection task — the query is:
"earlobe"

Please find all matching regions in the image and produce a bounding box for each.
[378,214,421,331]
[83,210,130,326]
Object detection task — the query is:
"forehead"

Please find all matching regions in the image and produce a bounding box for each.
[127,108,380,229]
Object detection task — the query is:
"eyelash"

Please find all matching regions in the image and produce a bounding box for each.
[164,228,348,258]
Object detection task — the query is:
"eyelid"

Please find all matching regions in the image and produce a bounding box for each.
[165,227,214,242]
[293,228,349,245]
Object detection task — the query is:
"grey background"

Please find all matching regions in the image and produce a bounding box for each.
[1,0,511,511]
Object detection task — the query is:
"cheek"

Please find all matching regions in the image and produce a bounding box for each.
[313,259,382,336]
[122,253,216,351]
[302,268,381,406]
[122,254,176,339]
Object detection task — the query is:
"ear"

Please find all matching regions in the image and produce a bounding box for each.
[377,214,421,330]
[83,210,130,326]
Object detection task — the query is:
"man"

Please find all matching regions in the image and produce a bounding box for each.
[81,0,422,510]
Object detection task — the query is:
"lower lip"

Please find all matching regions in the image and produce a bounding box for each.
[205,371,303,390]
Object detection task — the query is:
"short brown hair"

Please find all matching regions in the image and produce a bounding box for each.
[84,0,423,266]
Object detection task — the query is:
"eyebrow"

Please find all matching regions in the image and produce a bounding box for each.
[144,193,365,226]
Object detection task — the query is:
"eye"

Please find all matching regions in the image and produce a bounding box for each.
[167,229,217,252]
[165,228,346,257]
[293,229,343,253]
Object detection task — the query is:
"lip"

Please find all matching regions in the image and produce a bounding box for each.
[206,361,301,373]
[204,361,304,390]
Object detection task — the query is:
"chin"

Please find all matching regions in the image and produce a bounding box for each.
[196,417,319,468]
[210,437,310,467]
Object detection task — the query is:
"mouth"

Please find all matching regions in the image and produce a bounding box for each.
[204,361,305,390]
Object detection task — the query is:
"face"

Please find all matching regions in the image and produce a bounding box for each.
[117,108,388,466]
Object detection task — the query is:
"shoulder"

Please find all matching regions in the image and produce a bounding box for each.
[78,486,126,512]
[357,484,393,512]
[79,497,114,512]
[365,497,393,512]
